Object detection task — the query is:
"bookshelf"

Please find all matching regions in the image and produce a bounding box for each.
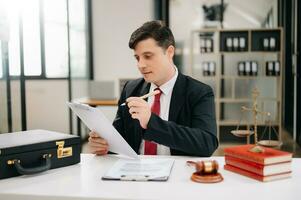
[190,28,283,143]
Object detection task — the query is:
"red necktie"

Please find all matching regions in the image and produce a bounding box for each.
[144,88,161,155]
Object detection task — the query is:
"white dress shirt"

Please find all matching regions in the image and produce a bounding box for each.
[139,66,179,155]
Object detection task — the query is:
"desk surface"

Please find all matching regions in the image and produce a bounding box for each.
[0,154,300,200]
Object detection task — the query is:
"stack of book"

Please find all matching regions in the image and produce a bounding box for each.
[224,144,292,182]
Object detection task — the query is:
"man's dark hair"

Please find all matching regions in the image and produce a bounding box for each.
[129,20,175,50]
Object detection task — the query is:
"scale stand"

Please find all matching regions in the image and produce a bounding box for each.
[257,117,283,147]
[230,88,282,152]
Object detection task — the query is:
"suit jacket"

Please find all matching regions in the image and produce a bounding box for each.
[113,72,218,157]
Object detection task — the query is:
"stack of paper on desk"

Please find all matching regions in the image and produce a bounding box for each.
[102,158,175,181]
[67,102,138,159]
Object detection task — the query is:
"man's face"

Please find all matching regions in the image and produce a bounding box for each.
[133,38,174,86]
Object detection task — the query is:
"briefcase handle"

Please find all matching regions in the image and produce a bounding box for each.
[7,154,52,175]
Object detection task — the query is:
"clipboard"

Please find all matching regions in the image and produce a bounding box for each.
[102,158,175,181]
[67,102,138,159]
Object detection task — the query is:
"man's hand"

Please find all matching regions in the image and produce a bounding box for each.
[127,97,151,129]
[88,131,109,155]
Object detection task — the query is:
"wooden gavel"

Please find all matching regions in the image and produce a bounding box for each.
[187,160,219,174]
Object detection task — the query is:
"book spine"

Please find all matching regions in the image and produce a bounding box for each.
[225,156,264,175]
[224,164,291,182]
[224,164,264,181]
[224,151,264,164]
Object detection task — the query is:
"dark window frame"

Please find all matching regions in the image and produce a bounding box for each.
[0,0,93,81]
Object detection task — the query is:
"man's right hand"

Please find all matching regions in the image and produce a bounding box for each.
[88,131,109,155]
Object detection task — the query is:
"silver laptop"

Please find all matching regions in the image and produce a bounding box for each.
[88,81,116,100]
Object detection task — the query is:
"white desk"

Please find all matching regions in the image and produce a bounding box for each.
[0,154,300,200]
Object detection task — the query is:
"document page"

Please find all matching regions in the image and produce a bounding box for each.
[67,102,138,159]
[102,158,175,181]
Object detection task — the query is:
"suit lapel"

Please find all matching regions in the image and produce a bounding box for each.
[138,81,151,97]
[169,73,186,122]
[133,81,150,152]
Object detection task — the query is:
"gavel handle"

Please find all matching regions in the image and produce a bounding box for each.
[186,160,197,166]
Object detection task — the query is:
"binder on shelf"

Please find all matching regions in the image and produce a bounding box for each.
[251,29,281,51]
[245,61,251,76]
[251,61,258,76]
[238,62,245,76]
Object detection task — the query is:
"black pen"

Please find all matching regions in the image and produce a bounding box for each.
[120,90,161,106]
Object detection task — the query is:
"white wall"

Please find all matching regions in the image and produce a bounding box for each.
[1,80,69,134]
[0,80,9,132]
[92,0,154,97]
[10,80,22,131]
[26,80,69,133]
[0,80,23,132]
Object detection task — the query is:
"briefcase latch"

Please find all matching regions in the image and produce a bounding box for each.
[56,141,73,159]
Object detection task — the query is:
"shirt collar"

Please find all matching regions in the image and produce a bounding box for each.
[150,66,178,96]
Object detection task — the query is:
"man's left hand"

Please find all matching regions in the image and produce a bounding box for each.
[126,97,151,129]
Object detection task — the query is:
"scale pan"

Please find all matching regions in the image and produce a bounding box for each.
[231,130,254,137]
[257,140,283,147]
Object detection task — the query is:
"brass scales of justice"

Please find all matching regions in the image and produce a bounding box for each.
[230,88,282,152]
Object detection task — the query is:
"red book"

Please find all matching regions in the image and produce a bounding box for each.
[224,144,292,165]
[225,155,291,176]
[224,164,291,182]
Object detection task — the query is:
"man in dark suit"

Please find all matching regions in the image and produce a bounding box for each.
[88,20,218,157]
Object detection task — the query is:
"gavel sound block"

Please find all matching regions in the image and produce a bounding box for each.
[187,160,224,183]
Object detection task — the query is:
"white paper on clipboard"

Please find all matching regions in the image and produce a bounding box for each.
[102,158,174,181]
[67,102,139,159]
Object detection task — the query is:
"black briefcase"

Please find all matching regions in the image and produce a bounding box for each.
[0,129,81,179]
